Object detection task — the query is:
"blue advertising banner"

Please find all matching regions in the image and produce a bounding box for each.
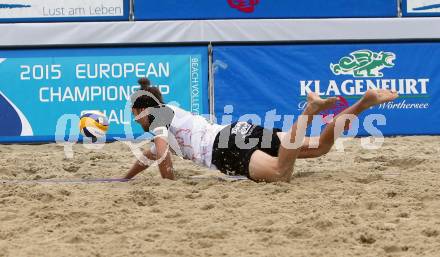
[134,0,397,20]
[0,46,208,142]
[213,43,440,136]
[0,0,129,22]
[403,0,440,16]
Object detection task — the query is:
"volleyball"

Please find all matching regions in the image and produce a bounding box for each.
[79,111,109,140]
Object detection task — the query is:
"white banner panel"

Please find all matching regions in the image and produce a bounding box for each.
[1,18,440,47]
[0,0,124,19]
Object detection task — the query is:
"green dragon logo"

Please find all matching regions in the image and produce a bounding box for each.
[330,50,396,78]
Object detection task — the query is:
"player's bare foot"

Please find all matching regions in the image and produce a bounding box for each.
[306,92,338,114]
[361,89,399,108]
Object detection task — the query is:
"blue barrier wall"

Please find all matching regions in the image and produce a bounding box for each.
[134,0,397,20]
[403,0,440,16]
[213,43,440,136]
[0,0,129,22]
[0,46,208,143]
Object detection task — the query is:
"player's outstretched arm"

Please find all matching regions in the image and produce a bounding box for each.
[154,136,175,180]
[124,149,156,179]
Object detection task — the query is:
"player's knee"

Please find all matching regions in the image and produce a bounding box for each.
[317,141,332,156]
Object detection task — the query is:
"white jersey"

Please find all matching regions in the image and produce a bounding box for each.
[150,105,226,168]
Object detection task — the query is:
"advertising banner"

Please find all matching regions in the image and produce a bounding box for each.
[213,43,440,136]
[0,0,129,22]
[403,0,440,16]
[0,46,208,142]
[134,0,396,20]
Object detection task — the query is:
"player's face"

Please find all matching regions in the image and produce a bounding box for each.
[132,108,150,131]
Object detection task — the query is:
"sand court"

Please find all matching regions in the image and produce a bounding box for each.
[0,136,439,256]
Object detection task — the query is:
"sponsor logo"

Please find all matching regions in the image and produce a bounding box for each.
[231,121,255,137]
[227,0,259,13]
[407,0,440,13]
[0,1,124,19]
[413,3,440,11]
[0,91,33,136]
[330,50,395,78]
[0,4,31,9]
[299,49,430,110]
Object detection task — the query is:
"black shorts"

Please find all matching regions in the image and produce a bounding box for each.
[211,122,282,178]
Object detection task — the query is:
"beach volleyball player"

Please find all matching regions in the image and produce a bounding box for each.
[123,78,399,182]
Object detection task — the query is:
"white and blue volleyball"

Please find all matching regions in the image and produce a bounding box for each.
[79,111,109,140]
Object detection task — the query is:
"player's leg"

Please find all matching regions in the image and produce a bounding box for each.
[249,92,337,182]
[297,89,399,159]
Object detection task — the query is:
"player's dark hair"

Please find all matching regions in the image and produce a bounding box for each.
[138,77,151,89]
[131,78,164,108]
